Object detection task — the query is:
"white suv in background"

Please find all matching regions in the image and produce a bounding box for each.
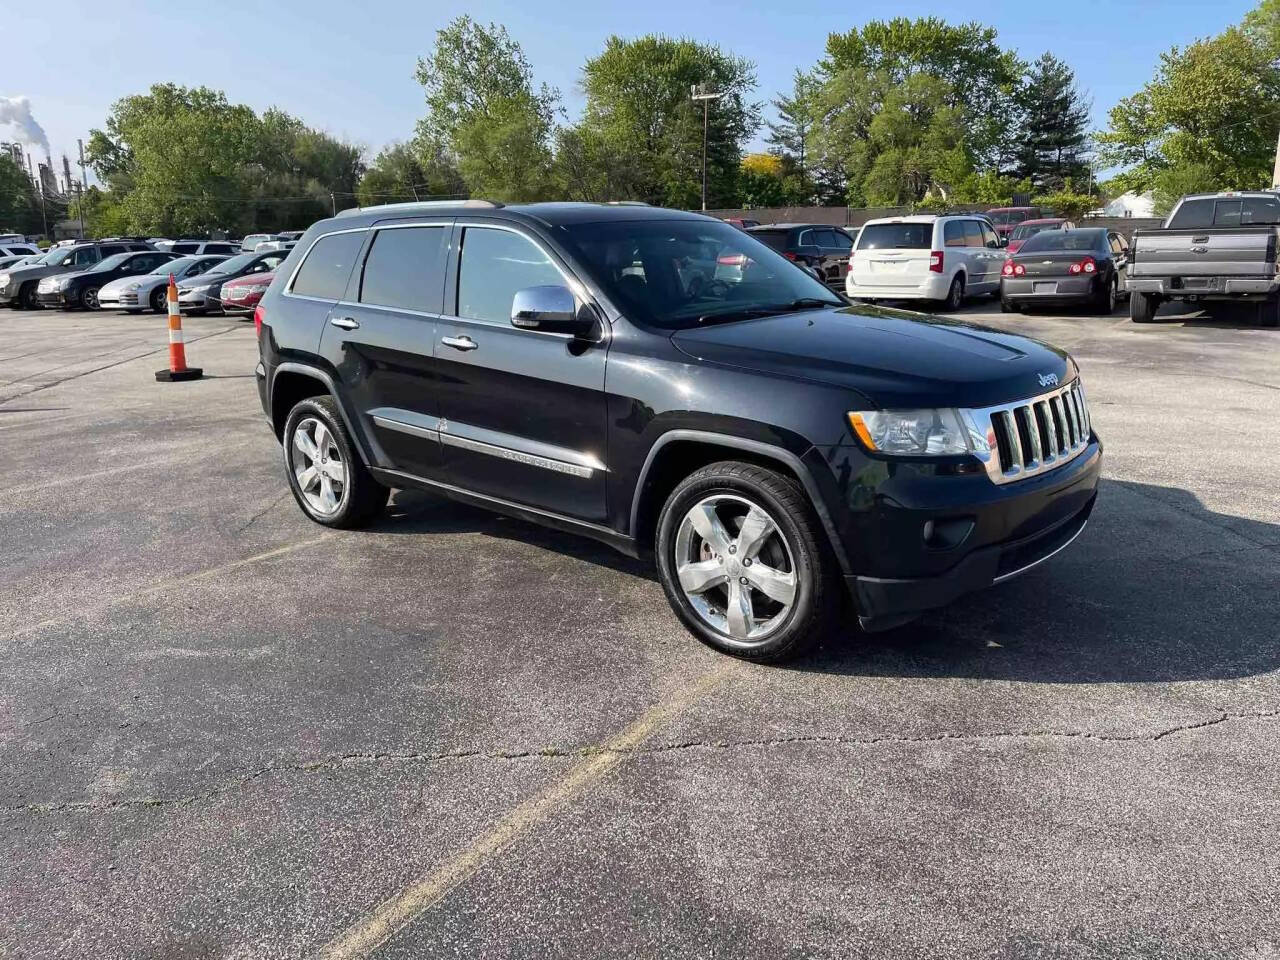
[846,214,1007,309]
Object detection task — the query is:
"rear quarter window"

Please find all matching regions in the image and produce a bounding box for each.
[290,232,366,300]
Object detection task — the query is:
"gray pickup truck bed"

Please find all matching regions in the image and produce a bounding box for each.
[1129,225,1279,299]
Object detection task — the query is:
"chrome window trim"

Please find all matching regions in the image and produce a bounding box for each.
[282,226,369,303]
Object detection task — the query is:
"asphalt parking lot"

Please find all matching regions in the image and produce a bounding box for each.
[2,297,1278,959]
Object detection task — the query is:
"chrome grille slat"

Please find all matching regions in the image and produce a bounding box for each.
[968,379,1093,486]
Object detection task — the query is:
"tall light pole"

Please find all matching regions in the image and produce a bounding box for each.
[77,139,88,238]
[691,84,725,211]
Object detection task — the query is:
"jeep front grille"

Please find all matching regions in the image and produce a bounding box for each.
[969,381,1092,485]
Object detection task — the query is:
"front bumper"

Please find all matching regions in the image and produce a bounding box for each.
[1127,276,1280,298]
[1001,275,1097,303]
[178,288,219,311]
[834,437,1102,630]
[35,289,73,306]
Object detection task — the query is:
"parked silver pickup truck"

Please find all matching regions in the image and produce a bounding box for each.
[1128,191,1280,326]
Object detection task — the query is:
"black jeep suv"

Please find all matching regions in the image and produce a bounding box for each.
[255,202,1101,661]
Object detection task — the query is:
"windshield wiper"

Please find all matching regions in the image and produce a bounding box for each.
[696,298,841,325]
[776,297,842,311]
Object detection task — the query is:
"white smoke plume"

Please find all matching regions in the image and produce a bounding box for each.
[0,96,51,155]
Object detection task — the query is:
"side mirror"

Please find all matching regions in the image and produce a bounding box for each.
[999,237,1009,248]
[802,264,825,283]
[511,284,595,336]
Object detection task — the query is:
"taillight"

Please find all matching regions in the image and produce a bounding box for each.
[1002,260,1025,277]
[1068,257,1097,275]
[253,304,264,338]
[717,253,747,266]
[929,250,944,273]
[783,251,798,262]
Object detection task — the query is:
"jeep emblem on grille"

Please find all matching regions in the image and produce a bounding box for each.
[1037,372,1059,387]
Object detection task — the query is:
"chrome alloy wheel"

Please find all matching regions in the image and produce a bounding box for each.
[291,417,346,516]
[673,494,797,645]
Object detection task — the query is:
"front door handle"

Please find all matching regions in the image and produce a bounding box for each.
[330,316,359,330]
[441,335,478,351]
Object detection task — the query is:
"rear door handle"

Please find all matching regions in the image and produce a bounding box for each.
[330,316,359,330]
[441,335,478,351]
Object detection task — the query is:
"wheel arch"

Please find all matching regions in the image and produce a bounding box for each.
[629,430,852,576]
[269,362,373,466]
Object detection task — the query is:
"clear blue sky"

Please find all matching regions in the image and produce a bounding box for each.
[2,0,1258,182]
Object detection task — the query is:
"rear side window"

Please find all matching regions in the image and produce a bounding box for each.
[290,232,365,300]
[207,244,236,254]
[456,227,562,325]
[749,230,788,253]
[1167,199,1213,229]
[943,221,966,247]
[860,223,932,250]
[359,226,446,312]
[99,245,126,257]
[172,243,198,254]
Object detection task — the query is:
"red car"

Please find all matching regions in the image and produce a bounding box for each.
[1006,218,1075,254]
[986,206,1046,238]
[221,271,273,316]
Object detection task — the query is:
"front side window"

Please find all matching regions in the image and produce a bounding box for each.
[290,233,365,299]
[359,226,445,312]
[172,243,198,254]
[456,227,563,325]
[981,223,1001,248]
[963,221,984,247]
[71,248,100,266]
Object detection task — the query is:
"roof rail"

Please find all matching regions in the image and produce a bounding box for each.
[603,200,649,206]
[336,199,504,218]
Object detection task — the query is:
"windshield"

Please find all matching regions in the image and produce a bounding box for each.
[205,252,256,275]
[90,253,133,272]
[858,223,932,249]
[562,219,840,330]
[1011,222,1059,240]
[1019,230,1105,253]
[43,248,74,266]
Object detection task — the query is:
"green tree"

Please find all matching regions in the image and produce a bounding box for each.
[1098,3,1280,195]
[413,16,558,201]
[568,35,759,208]
[1012,53,1092,190]
[358,141,464,205]
[821,17,1023,166]
[0,154,41,235]
[766,71,817,197]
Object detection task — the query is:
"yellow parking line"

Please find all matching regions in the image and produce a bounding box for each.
[11,535,333,640]
[315,663,733,960]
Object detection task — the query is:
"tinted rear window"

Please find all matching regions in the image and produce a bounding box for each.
[1019,230,1107,253]
[291,232,365,300]
[359,226,446,312]
[749,230,789,252]
[859,223,932,250]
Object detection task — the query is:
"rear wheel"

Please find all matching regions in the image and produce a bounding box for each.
[941,275,964,311]
[1000,298,1018,313]
[655,461,839,662]
[1130,291,1161,323]
[1257,298,1280,328]
[283,396,389,528]
[1096,276,1117,314]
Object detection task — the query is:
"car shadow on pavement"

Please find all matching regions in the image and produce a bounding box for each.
[797,477,1280,684]
[373,487,657,580]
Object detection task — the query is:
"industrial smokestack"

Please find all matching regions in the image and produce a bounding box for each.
[0,96,51,155]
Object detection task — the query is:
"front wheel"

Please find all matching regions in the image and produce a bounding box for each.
[283,396,389,528]
[150,287,168,313]
[655,461,839,662]
[18,281,40,310]
[82,286,101,310]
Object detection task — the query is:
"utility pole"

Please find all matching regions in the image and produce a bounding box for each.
[77,139,88,239]
[691,84,725,211]
[1272,128,1280,189]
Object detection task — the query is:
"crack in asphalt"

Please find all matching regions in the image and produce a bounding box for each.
[7,709,1278,816]
[235,490,292,533]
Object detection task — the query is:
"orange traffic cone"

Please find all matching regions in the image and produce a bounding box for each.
[154,274,203,382]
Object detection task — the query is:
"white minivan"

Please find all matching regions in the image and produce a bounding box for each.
[845,215,1007,309]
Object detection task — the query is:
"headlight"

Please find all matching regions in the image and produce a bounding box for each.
[56,276,74,290]
[124,282,140,292]
[847,409,971,456]
[184,283,209,294]
[0,273,9,285]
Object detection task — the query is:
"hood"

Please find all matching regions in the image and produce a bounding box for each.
[3,262,72,283]
[669,306,1073,409]
[101,273,162,295]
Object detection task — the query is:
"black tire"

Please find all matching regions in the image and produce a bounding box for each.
[282,395,388,529]
[940,275,964,311]
[150,287,168,313]
[1256,299,1280,327]
[1095,276,1117,314]
[1000,298,1018,313]
[18,281,40,310]
[82,286,101,311]
[654,460,839,662]
[1131,291,1160,323]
